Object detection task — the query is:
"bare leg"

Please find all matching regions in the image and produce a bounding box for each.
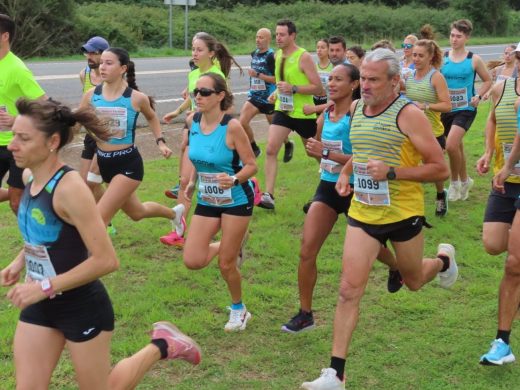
[265,125,291,195]
[482,222,510,256]
[445,126,466,182]
[183,214,221,269]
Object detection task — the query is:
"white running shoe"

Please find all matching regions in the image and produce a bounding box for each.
[301,368,345,390]
[258,192,275,209]
[172,204,186,236]
[224,306,251,332]
[447,181,461,202]
[459,177,474,201]
[437,243,458,289]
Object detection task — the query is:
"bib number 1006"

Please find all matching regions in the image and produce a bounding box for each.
[201,185,225,195]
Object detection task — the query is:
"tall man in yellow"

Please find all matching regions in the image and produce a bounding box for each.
[301,49,458,390]
[0,14,46,214]
[258,19,323,210]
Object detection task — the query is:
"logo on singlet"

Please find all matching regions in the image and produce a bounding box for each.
[31,208,46,225]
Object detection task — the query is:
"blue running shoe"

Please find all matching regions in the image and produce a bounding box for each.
[480,339,516,366]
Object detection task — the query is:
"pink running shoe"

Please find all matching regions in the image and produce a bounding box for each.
[251,177,262,206]
[160,231,185,247]
[151,321,201,364]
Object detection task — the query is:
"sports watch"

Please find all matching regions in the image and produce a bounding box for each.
[231,176,240,186]
[322,148,330,159]
[386,167,396,180]
[41,278,56,299]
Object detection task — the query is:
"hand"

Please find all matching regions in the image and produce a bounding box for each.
[0,110,15,129]
[366,159,390,181]
[482,91,491,101]
[181,88,188,100]
[493,167,510,194]
[1,261,23,286]
[268,92,277,104]
[163,110,180,123]
[276,81,292,95]
[216,173,234,189]
[335,173,352,196]
[248,69,257,77]
[184,181,195,201]
[476,154,491,175]
[158,143,172,159]
[305,137,323,158]
[7,281,46,309]
[303,104,315,116]
[470,95,481,108]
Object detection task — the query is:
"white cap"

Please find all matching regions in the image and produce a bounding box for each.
[515,42,520,52]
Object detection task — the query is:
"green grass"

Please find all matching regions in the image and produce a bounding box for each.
[1,103,520,389]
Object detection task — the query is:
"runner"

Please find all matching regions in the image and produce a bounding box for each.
[400,34,418,80]
[301,49,458,390]
[282,63,401,334]
[440,19,492,202]
[161,32,242,246]
[1,98,201,389]
[183,73,257,332]
[346,46,365,69]
[0,14,46,214]
[79,47,186,243]
[404,39,451,216]
[476,75,520,365]
[303,38,332,117]
[259,19,323,210]
[492,45,518,83]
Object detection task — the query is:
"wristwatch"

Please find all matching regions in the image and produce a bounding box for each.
[41,278,56,299]
[386,167,396,180]
[155,137,166,145]
[256,71,260,78]
[231,176,240,186]
[292,85,298,94]
[322,148,330,159]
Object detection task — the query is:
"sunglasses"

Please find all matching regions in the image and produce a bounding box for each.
[193,87,219,97]
[401,43,414,49]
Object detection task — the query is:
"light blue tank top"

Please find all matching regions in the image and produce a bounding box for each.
[320,108,353,183]
[441,51,476,112]
[188,113,253,207]
[91,85,139,145]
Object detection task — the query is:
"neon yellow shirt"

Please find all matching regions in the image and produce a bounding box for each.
[188,64,225,110]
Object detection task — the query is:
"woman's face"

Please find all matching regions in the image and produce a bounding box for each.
[194,76,224,112]
[402,38,415,57]
[192,39,214,67]
[412,45,432,70]
[316,40,329,60]
[504,46,515,64]
[328,65,357,102]
[99,51,127,82]
[346,50,362,68]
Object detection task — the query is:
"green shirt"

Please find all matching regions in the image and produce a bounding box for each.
[0,52,45,145]
[188,64,225,110]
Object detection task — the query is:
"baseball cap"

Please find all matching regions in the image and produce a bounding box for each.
[515,42,520,52]
[81,36,109,53]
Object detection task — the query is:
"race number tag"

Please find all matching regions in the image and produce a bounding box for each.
[449,88,468,109]
[96,107,128,140]
[198,173,233,206]
[353,162,390,206]
[503,143,520,176]
[279,93,294,111]
[24,242,57,282]
[320,140,343,174]
[251,77,266,91]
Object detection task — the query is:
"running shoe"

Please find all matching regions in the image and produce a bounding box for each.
[251,177,262,206]
[303,200,313,214]
[224,306,251,332]
[172,204,186,236]
[301,368,345,390]
[258,192,275,209]
[387,269,403,293]
[164,184,180,199]
[281,310,315,333]
[151,321,201,364]
[107,223,117,236]
[447,181,461,202]
[480,338,516,366]
[435,189,448,217]
[160,231,185,247]
[283,140,295,163]
[459,177,474,201]
[437,243,458,289]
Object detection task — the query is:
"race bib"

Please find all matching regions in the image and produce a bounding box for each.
[279,93,294,112]
[24,242,57,282]
[96,107,128,140]
[503,143,520,176]
[251,77,266,91]
[198,173,233,206]
[353,162,390,206]
[449,87,468,109]
[320,140,343,174]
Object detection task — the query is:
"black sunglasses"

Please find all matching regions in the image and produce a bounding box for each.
[193,88,219,97]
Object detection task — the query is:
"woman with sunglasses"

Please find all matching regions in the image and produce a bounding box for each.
[400,34,418,80]
[183,73,257,332]
[79,48,186,242]
[1,98,201,389]
[161,32,242,247]
[405,39,451,217]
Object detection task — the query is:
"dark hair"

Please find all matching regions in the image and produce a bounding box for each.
[104,47,155,110]
[200,72,233,111]
[16,98,110,149]
[0,14,15,44]
[420,24,435,40]
[414,39,443,69]
[276,19,297,35]
[317,38,329,47]
[193,32,242,77]
[451,19,473,36]
[329,36,346,50]
[347,46,365,59]
[371,39,396,52]
[338,63,361,100]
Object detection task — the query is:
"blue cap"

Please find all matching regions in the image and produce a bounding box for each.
[81,36,109,53]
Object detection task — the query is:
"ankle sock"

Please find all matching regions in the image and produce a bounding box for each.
[497,330,511,345]
[330,356,346,381]
[231,301,244,310]
[438,254,450,272]
[151,338,168,359]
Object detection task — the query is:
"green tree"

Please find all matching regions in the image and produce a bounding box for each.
[453,0,508,35]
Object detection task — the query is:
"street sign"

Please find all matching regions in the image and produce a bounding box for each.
[164,0,196,5]
[165,0,196,49]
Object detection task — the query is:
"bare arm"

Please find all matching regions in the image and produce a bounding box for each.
[221,119,258,185]
[428,72,451,113]
[471,54,492,107]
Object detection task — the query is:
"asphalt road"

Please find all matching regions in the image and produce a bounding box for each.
[27,43,508,123]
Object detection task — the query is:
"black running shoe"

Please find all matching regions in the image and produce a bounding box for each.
[283,140,294,163]
[387,269,403,293]
[281,310,315,333]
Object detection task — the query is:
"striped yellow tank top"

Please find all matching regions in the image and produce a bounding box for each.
[494,78,520,183]
[404,68,444,137]
[349,96,424,224]
[82,66,97,94]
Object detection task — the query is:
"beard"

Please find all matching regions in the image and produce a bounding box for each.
[88,60,100,69]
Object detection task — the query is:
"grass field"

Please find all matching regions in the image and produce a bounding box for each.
[1,103,520,389]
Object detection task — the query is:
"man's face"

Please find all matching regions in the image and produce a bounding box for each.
[329,43,346,65]
[360,60,397,106]
[85,51,102,69]
[275,25,294,49]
